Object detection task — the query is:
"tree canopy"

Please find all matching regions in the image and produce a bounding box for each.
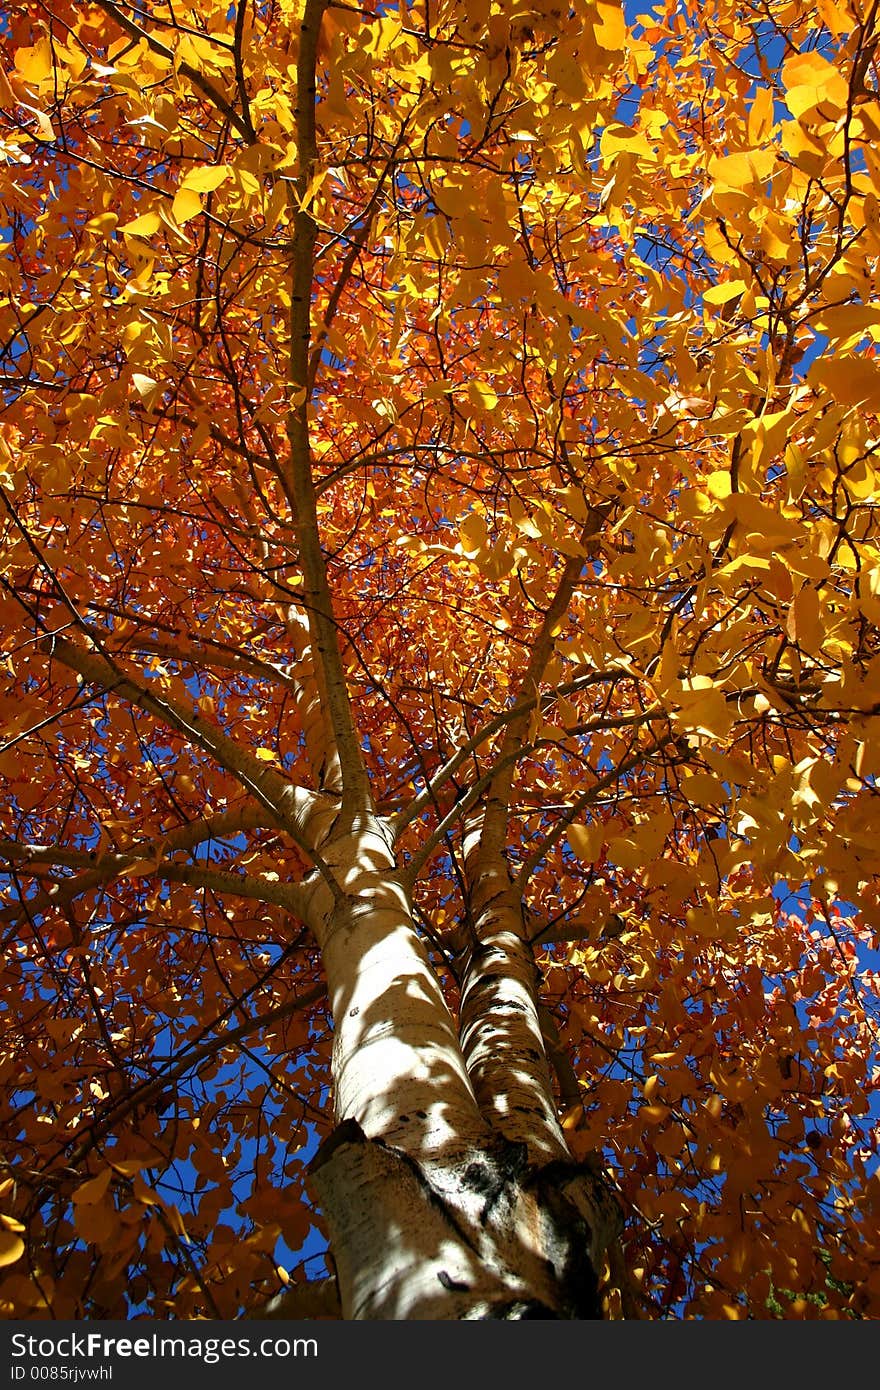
[1,0,879,1319]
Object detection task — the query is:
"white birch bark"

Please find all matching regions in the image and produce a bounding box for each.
[458,818,569,1164]
[297,816,620,1319]
[281,605,344,795]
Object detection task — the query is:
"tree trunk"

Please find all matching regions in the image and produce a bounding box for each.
[302,816,621,1319]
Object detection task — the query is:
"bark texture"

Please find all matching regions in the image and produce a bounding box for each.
[311,1118,617,1319]
[298,817,621,1320]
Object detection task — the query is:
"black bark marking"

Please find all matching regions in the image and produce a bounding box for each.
[461,1160,495,1194]
[308,1116,366,1174]
[460,1138,530,1224]
[525,1159,618,1318]
[486,1299,560,1320]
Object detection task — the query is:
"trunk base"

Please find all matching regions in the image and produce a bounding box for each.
[309,1120,621,1319]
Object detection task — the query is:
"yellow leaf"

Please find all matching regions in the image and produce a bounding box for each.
[749,407,798,474]
[706,470,732,500]
[782,51,840,88]
[779,119,828,176]
[132,1173,160,1206]
[809,355,880,408]
[813,304,880,342]
[119,858,160,880]
[0,63,18,111]
[681,772,727,806]
[468,381,498,412]
[593,1,627,49]
[708,148,776,191]
[674,681,734,739]
[816,0,855,35]
[567,821,603,861]
[181,165,231,194]
[458,510,488,555]
[255,747,276,761]
[176,33,235,71]
[747,86,775,145]
[787,585,822,650]
[131,373,158,399]
[233,167,260,200]
[120,211,162,238]
[297,168,326,213]
[608,808,671,868]
[172,187,203,225]
[0,1231,24,1268]
[72,1169,112,1206]
[423,215,448,261]
[607,834,647,869]
[782,51,848,120]
[86,212,119,238]
[722,493,803,550]
[686,905,717,939]
[14,39,53,86]
[73,1200,115,1247]
[600,124,654,160]
[165,1203,189,1241]
[364,16,402,56]
[22,103,56,143]
[842,461,879,502]
[703,279,747,306]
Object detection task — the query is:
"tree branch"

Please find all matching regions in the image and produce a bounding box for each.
[390,667,623,839]
[92,0,258,143]
[62,982,326,1172]
[513,733,672,894]
[38,633,341,893]
[284,0,371,822]
[0,807,278,875]
[399,696,649,887]
[479,508,611,864]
